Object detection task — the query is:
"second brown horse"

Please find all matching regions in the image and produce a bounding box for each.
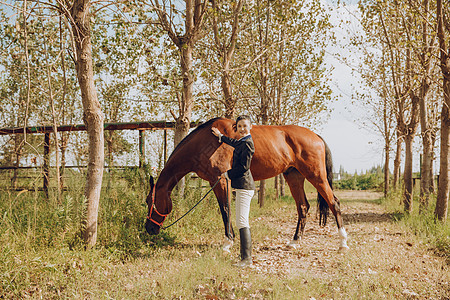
[145,117,349,251]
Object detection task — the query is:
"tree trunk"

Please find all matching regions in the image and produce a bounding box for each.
[383,94,390,197]
[384,144,390,197]
[211,0,243,119]
[44,33,61,200]
[70,0,105,248]
[435,0,449,222]
[152,0,207,195]
[274,175,279,199]
[59,14,68,193]
[12,135,21,189]
[175,43,194,146]
[435,99,449,221]
[60,137,67,192]
[430,132,437,193]
[393,134,402,190]
[403,134,414,213]
[417,0,434,211]
[401,45,420,213]
[258,180,266,207]
[420,127,433,210]
[173,42,195,194]
[222,69,235,119]
[419,75,433,211]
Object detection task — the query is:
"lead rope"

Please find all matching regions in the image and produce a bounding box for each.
[161,178,222,230]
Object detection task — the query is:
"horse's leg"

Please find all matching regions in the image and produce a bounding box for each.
[282,168,310,249]
[299,161,349,252]
[211,178,235,252]
[306,172,348,251]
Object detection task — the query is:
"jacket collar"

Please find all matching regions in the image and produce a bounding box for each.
[238,134,252,141]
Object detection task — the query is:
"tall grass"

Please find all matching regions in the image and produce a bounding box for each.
[0,171,330,299]
[1,171,448,298]
[0,170,230,252]
[382,189,450,263]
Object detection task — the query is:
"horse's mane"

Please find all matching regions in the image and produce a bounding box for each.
[168,117,223,160]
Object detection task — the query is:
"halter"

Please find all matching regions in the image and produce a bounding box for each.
[146,185,168,227]
[146,178,223,230]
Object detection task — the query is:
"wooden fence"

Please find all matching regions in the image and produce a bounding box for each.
[0,121,201,195]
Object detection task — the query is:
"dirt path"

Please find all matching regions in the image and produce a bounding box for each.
[250,191,449,299]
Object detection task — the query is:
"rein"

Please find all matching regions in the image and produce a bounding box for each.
[150,178,224,230]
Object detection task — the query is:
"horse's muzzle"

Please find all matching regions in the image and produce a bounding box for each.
[145,219,161,235]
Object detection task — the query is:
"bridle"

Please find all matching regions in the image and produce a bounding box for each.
[146,178,223,230]
[146,185,168,227]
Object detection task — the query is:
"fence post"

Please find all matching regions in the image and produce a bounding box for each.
[164,129,167,166]
[139,130,145,168]
[43,133,50,198]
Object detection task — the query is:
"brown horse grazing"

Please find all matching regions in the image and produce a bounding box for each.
[145,117,349,252]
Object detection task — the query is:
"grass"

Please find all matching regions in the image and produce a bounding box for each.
[0,171,449,299]
[380,189,450,263]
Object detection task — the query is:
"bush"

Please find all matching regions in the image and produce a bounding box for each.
[335,166,384,190]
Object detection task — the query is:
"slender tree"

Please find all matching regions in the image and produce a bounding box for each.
[359,0,432,212]
[393,134,402,190]
[404,0,439,210]
[67,0,105,247]
[352,44,397,197]
[435,0,449,221]
[210,0,244,119]
[149,0,208,146]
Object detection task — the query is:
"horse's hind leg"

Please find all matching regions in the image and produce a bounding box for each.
[302,168,349,252]
[283,168,310,248]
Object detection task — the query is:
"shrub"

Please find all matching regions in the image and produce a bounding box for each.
[335,166,384,190]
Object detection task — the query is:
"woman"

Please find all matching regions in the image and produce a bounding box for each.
[211,115,255,268]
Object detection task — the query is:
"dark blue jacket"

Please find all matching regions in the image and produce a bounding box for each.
[222,135,255,190]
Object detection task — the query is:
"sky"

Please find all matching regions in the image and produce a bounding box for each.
[0,0,421,174]
[319,69,383,174]
[318,1,384,174]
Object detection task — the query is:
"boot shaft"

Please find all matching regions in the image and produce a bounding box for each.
[239,227,252,261]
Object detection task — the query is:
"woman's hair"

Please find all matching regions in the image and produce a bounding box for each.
[236,115,252,124]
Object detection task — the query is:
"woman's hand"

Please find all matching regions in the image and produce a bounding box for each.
[211,127,221,137]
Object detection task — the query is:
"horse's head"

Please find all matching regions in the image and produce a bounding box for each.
[145,176,169,235]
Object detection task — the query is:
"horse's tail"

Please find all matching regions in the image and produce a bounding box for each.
[317,135,333,227]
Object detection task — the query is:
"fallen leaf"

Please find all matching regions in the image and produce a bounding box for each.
[218,281,229,291]
[402,289,419,298]
[390,265,401,273]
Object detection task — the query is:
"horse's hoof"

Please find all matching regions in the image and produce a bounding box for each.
[338,245,349,253]
[286,240,299,249]
[222,239,233,253]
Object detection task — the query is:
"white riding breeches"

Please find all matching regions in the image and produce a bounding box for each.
[235,189,255,229]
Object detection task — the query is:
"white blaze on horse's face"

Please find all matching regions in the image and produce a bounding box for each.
[236,119,252,139]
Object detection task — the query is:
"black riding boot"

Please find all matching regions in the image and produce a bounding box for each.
[235,227,252,268]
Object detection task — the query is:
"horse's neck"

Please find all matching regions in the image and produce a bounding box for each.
[158,157,192,193]
[158,126,215,192]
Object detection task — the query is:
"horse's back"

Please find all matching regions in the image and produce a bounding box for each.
[249,124,324,180]
[210,118,325,180]
[252,124,323,153]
